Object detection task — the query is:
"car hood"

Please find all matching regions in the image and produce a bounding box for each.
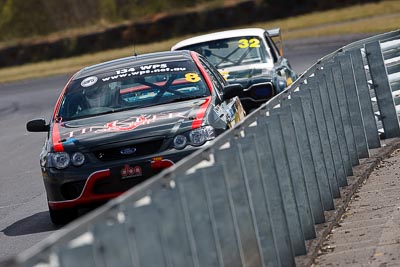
[53,98,210,150]
[219,63,274,81]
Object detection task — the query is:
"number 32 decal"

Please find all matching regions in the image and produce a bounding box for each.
[238,38,260,48]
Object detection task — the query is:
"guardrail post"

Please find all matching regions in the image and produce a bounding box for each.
[282,97,326,224]
[56,239,96,267]
[338,53,369,159]
[365,41,400,138]
[246,116,296,266]
[177,171,224,267]
[299,81,341,198]
[328,60,361,164]
[122,203,168,266]
[319,65,355,175]
[314,73,349,185]
[197,165,244,267]
[308,76,348,188]
[91,214,134,267]
[270,107,316,239]
[348,49,381,149]
[214,147,263,266]
[265,113,307,255]
[270,103,324,229]
[292,90,335,210]
[236,135,282,267]
[151,187,194,266]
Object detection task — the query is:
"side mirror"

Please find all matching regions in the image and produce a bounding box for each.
[26,119,50,132]
[223,83,243,100]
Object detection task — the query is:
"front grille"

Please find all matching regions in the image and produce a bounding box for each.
[93,139,164,161]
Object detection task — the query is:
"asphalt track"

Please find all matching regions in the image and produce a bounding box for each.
[0,33,373,261]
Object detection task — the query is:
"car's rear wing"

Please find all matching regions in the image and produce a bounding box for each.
[266,28,280,38]
[266,27,284,56]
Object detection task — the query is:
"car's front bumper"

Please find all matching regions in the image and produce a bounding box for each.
[44,145,201,210]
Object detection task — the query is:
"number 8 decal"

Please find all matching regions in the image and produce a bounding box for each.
[185,73,201,82]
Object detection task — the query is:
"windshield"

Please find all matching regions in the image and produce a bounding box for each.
[57,60,210,121]
[181,36,270,69]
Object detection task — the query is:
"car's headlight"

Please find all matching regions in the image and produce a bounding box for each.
[189,126,215,146]
[173,135,188,150]
[71,152,85,166]
[49,152,85,169]
[51,152,70,169]
[173,126,215,149]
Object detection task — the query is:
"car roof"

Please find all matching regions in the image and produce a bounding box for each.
[171,28,266,50]
[73,50,193,80]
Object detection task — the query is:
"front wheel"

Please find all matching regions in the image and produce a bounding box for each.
[48,206,78,225]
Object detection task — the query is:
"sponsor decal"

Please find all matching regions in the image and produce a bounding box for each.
[121,165,142,179]
[100,116,147,133]
[102,63,187,82]
[81,76,98,87]
[120,78,192,94]
[63,112,188,137]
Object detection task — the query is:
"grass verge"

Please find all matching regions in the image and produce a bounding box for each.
[0,1,399,84]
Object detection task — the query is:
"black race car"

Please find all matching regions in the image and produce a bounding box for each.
[27,50,245,224]
[172,28,297,113]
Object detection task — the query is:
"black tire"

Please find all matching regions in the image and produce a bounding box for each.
[48,206,78,225]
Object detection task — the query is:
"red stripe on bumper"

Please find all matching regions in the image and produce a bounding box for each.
[48,169,121,210]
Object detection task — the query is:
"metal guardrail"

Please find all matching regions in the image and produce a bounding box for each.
[3,30,400,267]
